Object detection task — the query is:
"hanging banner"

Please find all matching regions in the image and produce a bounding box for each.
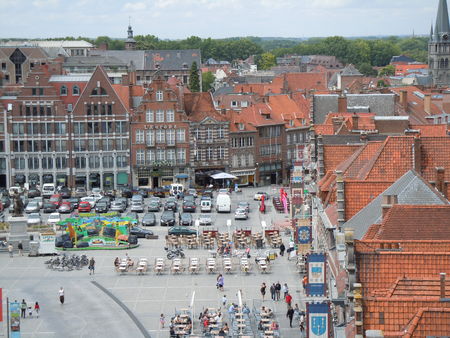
[307,253,327,297]
[307,302,330,338]
[9,300,21,337]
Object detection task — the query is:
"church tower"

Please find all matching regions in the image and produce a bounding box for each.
[125,24,137,51]
[429,0,450,86]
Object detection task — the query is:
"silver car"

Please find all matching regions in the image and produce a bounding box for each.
[234,208,248,220]
[130,201,144,213]
[25,201,40,214]
[27,213,42,226]
[198,214,212,226]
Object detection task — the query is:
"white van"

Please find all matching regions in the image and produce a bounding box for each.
[170,183,184,196]
[42,183,56,198]
[200,199,212,213]
[216,194,231,213]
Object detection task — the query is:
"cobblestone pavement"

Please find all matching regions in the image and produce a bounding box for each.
[0,186,306,337]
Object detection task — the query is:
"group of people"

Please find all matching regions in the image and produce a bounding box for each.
[199,308,229,335]
[7,241,24,257]
[20,299,40,318]
[168,314,193,337]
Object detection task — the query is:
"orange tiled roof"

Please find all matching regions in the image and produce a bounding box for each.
[323,144,362,174]
[370,205,450,240]
[395,63,428,76]
[272,72,328,92]
[227,110,257,133]
[233,83,281,96]
[184,92,228,122]
[323,112,377,131]
[111,84,144,110]
[314,124,335,135]
[409,124,449,137]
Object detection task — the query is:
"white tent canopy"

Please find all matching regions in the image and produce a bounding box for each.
[210,172,237,180]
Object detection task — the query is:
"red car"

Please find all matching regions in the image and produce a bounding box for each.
[58,201,73,214]
[78,201,91,212]
[49,194,62,207]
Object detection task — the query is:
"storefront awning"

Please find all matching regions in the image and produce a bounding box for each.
[176,174,189,179]
[230,169,256,177]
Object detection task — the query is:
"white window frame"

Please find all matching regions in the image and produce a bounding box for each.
[146,130,154,146]
[156,109,164,123]
[167,129,175,145]
[146,109,154,122]
[156,130,165,143]
[135,129,144,144]
[177,129,185,142]
[166,109,174,122]
[136,150,145,165]
[156,91,163,102]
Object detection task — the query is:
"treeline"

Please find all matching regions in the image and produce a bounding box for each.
[30,35,428,71]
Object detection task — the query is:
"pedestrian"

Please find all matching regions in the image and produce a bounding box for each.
[279,242,285,257]
[282,283,289,298]
[18,241,23,256]
[216,274,224,291]
[260,282,266,301]
[160,313,165,328]
[275,282,281,301]
[222,294,227,307]
[302,276,308,292]
[270,283,276,301]
[59,287,65,304]
[28,306,33,318]
[34,302,40,318]
[8,243,13,258]
[286,306,294,328]
[21,299,27,318]
[89,257,95,275]
[285,293,292,307]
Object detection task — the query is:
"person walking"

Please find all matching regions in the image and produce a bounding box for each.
[286,306,294,328]
[21,299,27,318]
[160,313,165,328]
[8,243,13,258]
[34,302,40,318]
[270,283,276,301]
[18,241,23,256]
[275,282,281,301]
[222,295,227,307]
[59,287,65,304]
[260,283,266,301]
[217,274,224,291]
[279,242,285,257]
[88,257,95,275]
[285,293,292,307]
[282,283,289,298]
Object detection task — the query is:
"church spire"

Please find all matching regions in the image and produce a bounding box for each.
[125,18,137,51]
[431,23,434,40]
[435,0,450,38]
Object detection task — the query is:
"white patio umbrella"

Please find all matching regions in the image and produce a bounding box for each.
[210,172,237,180]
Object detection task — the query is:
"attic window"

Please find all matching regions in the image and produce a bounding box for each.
[155,63,160,70]
[238,123,245,130]
[241,101,248,108]
[182,63,188,69]
[231,101,238,107]
[289,120,294,127]
[91,87,107,96]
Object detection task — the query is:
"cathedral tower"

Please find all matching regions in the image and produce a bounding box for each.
[429,0,450,86]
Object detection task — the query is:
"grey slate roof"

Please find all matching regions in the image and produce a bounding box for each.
[390,55,416,64]
[144,49,201,70]
[343,170,449,240]
[435,0,450,36]
[89,50,146,69]
[212,86,234,97]
[64,55,127,68]
[340,64,362,76]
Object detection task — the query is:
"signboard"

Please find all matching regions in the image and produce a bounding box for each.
[297,226,312,244]
[307,253,327,297]
[9,300,21,337]
[307,302,330,338]
[38,232,56,255]
[87,237,117,247]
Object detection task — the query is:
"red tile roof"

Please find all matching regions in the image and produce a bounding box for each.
[409,124,449,137]
[233,83,280,96]
[184,92,228,122]
[323,144,361,174]
[272,72,328,92]
[111,84,144,110]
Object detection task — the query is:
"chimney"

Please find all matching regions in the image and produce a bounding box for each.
[381,194,398,219]
[400,90,408,110]
[424,94,431,115]
[435,167,447,198]
[338,94,347,113]
[317,135,324,179]
[332,117,343,134]
[336,170,345,228]
[440,272,446,299]
[413,137,422,173]
[352,113,359,130]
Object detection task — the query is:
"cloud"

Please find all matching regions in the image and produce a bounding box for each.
[311,0,353,9]
[32,0,59,7]
[123,2,147,11]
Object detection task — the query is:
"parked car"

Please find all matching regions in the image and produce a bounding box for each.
[25,201,40,214]
[202,190,213,198]
[78,201,92,212]
[49,194,62,207]
[121,187,133,198]
[152,188,165,198]
[129,227,154,239]
[187,188,198,198]
[130,201,145,213]
[58,201,73,214]
[95,202,109,213]
[1,196,11,208]
[234,208,248,220]
[183,195,195,203]
[74,187,87,198]
[27,188,41,198]
[27,213,42,226]
[34,196,44,209]
[179,213,193,226]
[238,201,250,213]
[116,197,129,208]
[67,197,80,209]
[200,199,212,213]
[111,200,126,213]
[88,193,103,202]
[254,192,269,201]
[43,202,57,213]
[182,201,196,213]
[125,212,139,222]
[98,196,112,208]
[164,201,178,212]
[142,213,156,227]
[104,190,116,199]
[80,196,96,208]
[91,188,102,195]
[160,210,176,227]
[147,201,160,212]
[48,212,61,227]
[168,226,197,236]
[137,188,150,198]
[59,187,72,199]
[199,214,212,226]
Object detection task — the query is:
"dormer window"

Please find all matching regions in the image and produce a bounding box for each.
[238,123,245,131]
[182,63,188,69]
[289,120,294,127]
[155,63,160,70]
[231,101,238,108]
[156,90,163,102]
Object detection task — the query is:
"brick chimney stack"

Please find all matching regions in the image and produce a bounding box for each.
[424,94,432,115]
[338,94,347,113]
[381,194,398,219]
[440,272,446,299]
[400,90,408,110]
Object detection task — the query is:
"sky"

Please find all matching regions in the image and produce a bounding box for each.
[0,0,441,39]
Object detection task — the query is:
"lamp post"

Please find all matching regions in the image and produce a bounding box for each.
[227,219,231,239]
[195,219,200,237]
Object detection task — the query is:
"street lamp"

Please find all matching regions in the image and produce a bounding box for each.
[195,219,200,237]
[227,219,231,239]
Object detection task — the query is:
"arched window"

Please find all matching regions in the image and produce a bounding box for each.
[445,58,448,68]
[430,59,434,69]
[91,87,107,96]
[72,85,80,96]
[60,85,67,96]
[440,59,445,68]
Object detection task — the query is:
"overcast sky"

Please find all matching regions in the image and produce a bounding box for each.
[0,0,441,39]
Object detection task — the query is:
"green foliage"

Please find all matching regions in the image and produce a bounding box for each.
[378,64,395,76]
[257,52,276,70]
[93,36,124,50]
[202,71,215,92]
[189,62,200,92]
[358,63,377,76]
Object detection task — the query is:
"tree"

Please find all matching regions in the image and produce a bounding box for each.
[378,65,395,77]
[257,52,276,70]
[202,71,215,92]
[189,62,200,92]
[358,63,377,76]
